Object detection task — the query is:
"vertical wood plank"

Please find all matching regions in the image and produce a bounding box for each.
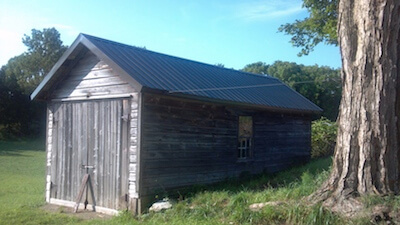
[93,101,100,206]
[98,101,105,207]
[50,104,56,199]
[81,102,88,203]
[105,100,111,208]
[120,99,130,209]
[71,103,76,201]
[66,103,72,200]
[75,103,83,201]
[136,93,141,200]
[58,103,65,200]
[45,105,52,202]
[110,100,114,209]
[116,99,122,208]
[87,101,93,204]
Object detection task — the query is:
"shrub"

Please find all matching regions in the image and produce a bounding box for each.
[311,117,337,158]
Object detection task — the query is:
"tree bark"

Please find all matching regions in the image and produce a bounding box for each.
[312,0,400,216]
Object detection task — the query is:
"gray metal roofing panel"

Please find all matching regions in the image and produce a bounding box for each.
[82,34,322,113]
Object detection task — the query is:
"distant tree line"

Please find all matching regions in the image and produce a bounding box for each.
[242,61,341,121]
[0,28,67,140]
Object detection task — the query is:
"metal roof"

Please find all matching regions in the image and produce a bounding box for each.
[32,33,322,113]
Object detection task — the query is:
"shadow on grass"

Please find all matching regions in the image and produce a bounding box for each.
[162,157,332,200]
[0,139,45,156]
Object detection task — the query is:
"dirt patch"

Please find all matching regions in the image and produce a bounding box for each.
[41,204,113,220]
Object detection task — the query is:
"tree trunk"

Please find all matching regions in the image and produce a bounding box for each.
[313,0,400,216]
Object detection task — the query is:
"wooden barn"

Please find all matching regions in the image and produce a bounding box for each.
[31,34,322,214]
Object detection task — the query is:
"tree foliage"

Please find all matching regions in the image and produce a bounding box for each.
[242,61,341,121]
[0,28,67,139]
[3,28,67,94]
[278,0,338,56]
[311,117,337,158]
[241,62,269,75]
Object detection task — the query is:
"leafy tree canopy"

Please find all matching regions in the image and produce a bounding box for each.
[3,28,67,95]
[241,62,269,75]
[0,28,67,139]
[278,0,338,56]
[242,61,341,120]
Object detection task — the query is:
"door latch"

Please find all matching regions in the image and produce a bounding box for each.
[81,165,95,169]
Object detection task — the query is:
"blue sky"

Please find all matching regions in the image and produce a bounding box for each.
[0,0,341,70]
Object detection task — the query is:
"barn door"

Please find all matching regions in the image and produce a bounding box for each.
[50,99,130,210]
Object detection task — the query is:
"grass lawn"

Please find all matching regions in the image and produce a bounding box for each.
[0,140,81,225]
[0,140,372,225]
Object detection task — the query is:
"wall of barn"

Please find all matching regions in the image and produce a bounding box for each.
[139,93,311,199]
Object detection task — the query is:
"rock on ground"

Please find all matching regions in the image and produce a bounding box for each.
[149,200,172,212]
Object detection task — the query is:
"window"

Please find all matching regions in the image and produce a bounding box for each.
[238,116,253,159]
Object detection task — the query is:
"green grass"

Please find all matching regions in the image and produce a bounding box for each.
[0,140,373,224]
[0,140,82,225]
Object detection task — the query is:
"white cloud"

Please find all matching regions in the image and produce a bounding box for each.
[236,0,305,21]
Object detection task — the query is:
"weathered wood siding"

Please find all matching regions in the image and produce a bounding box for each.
[252,113,311,173]
[129,93,140,199]
[139,93,311,196]
[48,98,135,210]
[51,51,133,101]
[45,107,54,202]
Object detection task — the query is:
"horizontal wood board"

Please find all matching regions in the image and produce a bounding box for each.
[51,51,134,100]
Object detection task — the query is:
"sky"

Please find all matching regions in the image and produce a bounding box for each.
[0,0,341,70]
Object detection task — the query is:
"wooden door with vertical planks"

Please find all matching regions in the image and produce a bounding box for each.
[50,98,130,210]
